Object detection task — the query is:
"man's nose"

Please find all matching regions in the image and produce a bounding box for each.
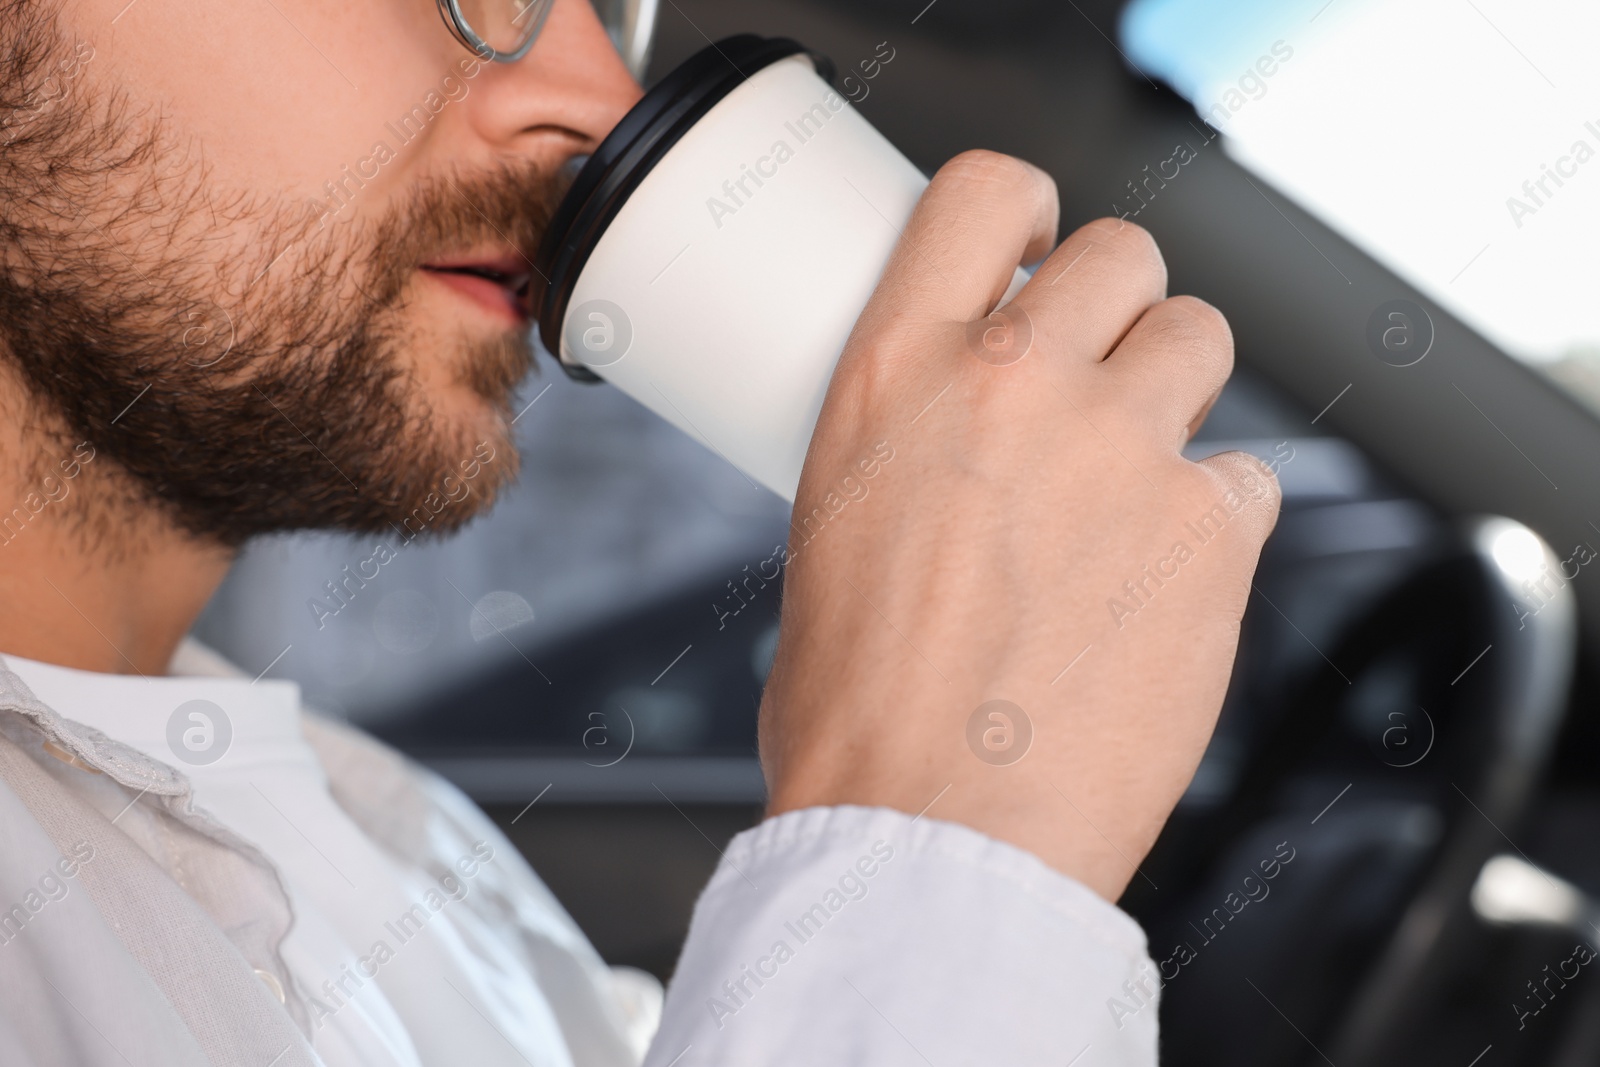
[465,0,644,156]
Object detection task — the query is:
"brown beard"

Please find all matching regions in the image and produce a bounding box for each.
[0,4,564,548]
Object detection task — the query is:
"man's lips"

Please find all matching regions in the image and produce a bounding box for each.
[419,253,534,324]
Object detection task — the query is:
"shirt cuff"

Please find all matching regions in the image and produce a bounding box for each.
[646,805,1160,1066]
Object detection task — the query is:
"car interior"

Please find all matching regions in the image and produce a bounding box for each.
[194,0,1600,1062]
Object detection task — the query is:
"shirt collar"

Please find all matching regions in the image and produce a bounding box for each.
[1,650,302,774]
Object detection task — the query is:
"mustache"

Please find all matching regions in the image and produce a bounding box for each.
[342,160,573,311]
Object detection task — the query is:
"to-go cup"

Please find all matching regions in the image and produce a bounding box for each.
[532,35,1026,502]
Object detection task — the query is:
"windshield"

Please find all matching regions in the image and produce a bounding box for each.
[1123,0,1600,415]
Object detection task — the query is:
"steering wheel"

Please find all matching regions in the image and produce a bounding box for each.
[1137,517,1576,1065]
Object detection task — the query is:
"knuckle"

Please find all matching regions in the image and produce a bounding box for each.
[1140,307,1203,349]
[1066,217,1166,290]
[1146,297,1234,374]
[1203,453,1282,522]
[1257,461,1285,510]
[933,150,1046,202]
[1240,462,1282,514]
[1163,295,1231,341]
[1079,217,1162,265]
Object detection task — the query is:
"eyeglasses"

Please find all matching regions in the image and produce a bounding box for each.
[435,0,658,77]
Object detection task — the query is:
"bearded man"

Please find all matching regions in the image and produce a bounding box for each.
[0,1,1277,1064]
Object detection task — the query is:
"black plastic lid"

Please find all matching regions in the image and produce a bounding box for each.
[532,34,834,380]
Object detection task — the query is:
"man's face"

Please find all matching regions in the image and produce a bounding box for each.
[0,0,639,545]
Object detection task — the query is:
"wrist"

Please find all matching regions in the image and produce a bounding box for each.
[766,766,1158,903]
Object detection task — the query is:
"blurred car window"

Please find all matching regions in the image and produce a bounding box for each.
[1123,0,1600,416]
[194,368,791,738]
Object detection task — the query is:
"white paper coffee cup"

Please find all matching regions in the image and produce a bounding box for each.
[534,35,1025,501]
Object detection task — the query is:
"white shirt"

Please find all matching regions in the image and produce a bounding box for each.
[6,648,629,1067]
[0,642,1160,1066]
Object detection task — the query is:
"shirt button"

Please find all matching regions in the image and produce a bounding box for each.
[254,968,286,1004]
[41,739,102,775]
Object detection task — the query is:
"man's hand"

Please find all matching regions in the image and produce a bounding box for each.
[760,150,1281,901]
